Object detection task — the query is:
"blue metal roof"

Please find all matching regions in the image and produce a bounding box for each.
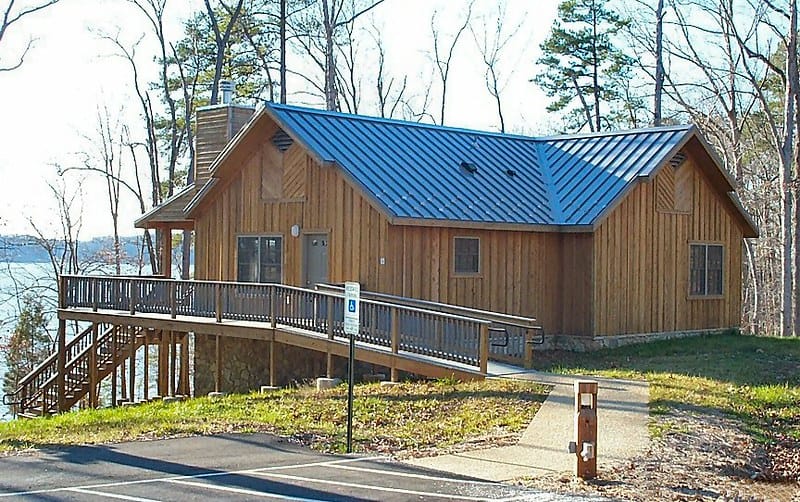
[266,103,692,227]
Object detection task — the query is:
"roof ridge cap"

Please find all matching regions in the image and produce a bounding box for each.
[538,124,691,141]
[265,101,543,142]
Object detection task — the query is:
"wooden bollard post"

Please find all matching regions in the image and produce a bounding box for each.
[569,380,598,479]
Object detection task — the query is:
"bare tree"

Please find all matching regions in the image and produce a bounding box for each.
[0,0,61,71]
[470,5,523,132]
[204,0,245,105]
[653,0,666,125]
[101,32,161,273]
[291,0,385,110]
[370,23,407,118]
[729,0,799,337]
[430,1,474,125]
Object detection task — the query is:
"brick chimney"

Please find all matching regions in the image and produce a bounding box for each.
[193,80,254,187]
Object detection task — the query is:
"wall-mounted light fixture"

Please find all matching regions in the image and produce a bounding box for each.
[291,224,301,237]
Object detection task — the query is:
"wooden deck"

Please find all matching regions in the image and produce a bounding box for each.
[4,275,541,416]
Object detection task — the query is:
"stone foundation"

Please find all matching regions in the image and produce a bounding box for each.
[193,334,392,395]
[536,328,737,352]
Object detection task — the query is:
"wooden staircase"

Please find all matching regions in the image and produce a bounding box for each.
[3,324,146,417]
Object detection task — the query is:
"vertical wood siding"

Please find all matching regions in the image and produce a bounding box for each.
[592,155,743,336]
[388,226,581,335]
[194,139,391,292]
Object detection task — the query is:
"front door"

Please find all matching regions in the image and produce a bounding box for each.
[303,234,329,287]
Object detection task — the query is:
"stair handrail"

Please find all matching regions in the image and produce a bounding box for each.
[2,324,94,406]
[9,325,132,414]
[33,326,125,397]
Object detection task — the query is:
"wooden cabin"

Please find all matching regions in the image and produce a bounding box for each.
[135,101,757,392]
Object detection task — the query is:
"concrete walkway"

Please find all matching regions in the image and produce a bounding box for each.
[404,362,650,482]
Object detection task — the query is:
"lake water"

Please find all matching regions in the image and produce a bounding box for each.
[0,262,167,420]
[0,262,191,420]
[0,262,60,420]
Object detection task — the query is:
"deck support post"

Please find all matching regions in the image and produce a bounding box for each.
[56,318,66,413]
[158,331,168,396]
[129,326,136,403]
[89,323,98,408]
[142,331,149,402]
[179,333,190,396]
[479,324,489,375]
[390,307,399,382]
[111,326,118,407]
[214,335,222,393]
[269,340,276,387]
[169,331,176,396]
[326,296,334,378]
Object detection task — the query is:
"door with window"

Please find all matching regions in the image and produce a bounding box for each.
[303,234,329,287]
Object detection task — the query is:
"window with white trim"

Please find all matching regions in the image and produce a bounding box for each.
[454,237,480,275]
[237,236,282,283]
[689,243,723,296]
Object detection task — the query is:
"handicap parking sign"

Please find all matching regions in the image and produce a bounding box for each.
[344,282,360,335]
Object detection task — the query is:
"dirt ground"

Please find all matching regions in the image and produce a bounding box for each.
[519,409,800,501]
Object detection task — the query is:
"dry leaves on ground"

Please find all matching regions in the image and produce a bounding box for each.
[520,409,800,501]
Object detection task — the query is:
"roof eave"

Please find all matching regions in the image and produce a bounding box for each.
[134,186,197,229]
[391,217,593,233]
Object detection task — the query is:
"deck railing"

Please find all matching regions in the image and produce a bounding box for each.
[61,275,491,371]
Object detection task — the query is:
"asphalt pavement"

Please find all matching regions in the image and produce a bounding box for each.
[0,433,606,501]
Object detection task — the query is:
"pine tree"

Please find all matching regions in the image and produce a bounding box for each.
[2,296,51,395]
[534,0,632,132]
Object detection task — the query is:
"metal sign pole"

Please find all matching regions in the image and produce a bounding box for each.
[346,326,355,453]
[343,282,360,454]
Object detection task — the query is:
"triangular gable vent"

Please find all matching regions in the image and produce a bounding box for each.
[272,129,294,152]
[669,151,687,169]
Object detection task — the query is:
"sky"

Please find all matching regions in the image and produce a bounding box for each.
[0,0,559,239]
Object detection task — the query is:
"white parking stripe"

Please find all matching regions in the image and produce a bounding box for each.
[252,456,385,472]
[165,479,329,501]
[0,457,378,498]
[66,488,162,502]
[252,471,493,501]
[327,463,498,485]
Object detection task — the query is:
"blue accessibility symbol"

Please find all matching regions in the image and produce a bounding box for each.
[348,299,357,313]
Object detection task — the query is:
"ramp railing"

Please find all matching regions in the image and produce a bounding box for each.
[61,275,492,372]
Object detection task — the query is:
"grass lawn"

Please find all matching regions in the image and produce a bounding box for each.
[0,378,549,455]
[530,332,800,443]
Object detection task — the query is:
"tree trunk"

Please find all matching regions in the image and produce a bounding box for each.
[280,0,287,104]
[785,0,798,337]
[322,0,338,111]
[591,1,600,131]
[744,239,759,333]
[653,0,664,126]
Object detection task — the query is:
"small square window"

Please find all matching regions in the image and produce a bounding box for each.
[689,243,723,297]
[454,237,480,275]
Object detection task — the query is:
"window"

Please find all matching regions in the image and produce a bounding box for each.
[689,244,723,297]
[237,236,282,283]
[454,237,480,275]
